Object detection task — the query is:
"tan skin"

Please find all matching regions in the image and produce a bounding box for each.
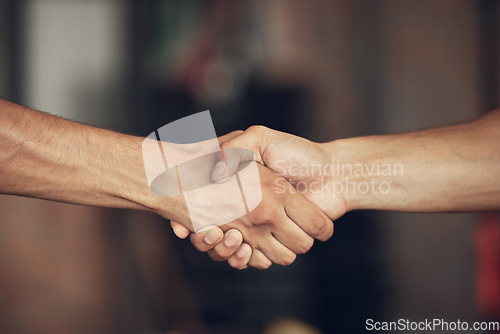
[0,98,332,270]
[174,109,500,267]
[2,97,499,269]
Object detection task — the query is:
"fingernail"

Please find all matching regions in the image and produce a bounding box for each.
[224,232,239,247]
[204,229,219,245]
[236,246,249,258]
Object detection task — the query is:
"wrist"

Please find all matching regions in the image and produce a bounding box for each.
[100,134,172,217]
[121,135,192,227]
[318,137,391,212]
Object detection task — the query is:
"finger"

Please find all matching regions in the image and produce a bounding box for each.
[285,194,334,242]
[170,221,190,239]
[272,213,315,255]
[211,130,245,183]
[188,226,224,252]
[256,237,297,267]
[207,229,244,262]
[227,243,252,270]
[248,248,273,270]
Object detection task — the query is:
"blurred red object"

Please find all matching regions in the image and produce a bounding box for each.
[476,212,500,325]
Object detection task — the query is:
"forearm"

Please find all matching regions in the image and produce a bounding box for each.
[322,109,500,212]
[0,99,179,219]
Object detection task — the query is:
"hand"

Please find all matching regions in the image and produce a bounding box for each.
[213,126,348,220]
[170,162,333,269]
[169,130,333,269]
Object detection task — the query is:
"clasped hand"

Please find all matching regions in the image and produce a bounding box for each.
[170,127,345,270]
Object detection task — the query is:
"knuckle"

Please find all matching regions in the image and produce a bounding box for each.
[279,253,296,266]
[246,125,268,134]
[318,221,334,241]
[308,215,329,237]
[251,207,274,225]
[269,183,288,198]
[220,141,231,150]
[298,238,314,254]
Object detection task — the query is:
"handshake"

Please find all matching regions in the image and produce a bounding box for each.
[1,98,497,268]
[155,109,500,269]
[162,126,361,270]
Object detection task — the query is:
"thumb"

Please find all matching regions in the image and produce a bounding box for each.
[170,221,190,239]
[210,147,254,183]
[211,127,270,183]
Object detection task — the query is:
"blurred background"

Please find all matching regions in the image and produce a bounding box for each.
[0,0,499,333]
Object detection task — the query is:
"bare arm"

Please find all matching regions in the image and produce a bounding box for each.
[175,109,500,264]
[0,98,333,270]
[329,109,500,212]
[0,98,174,216]
[215,109,500,217]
